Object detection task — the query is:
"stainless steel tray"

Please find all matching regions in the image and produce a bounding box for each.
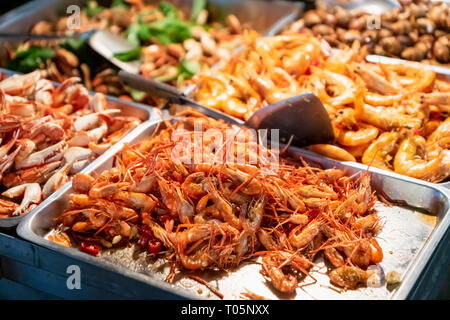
[17,118,450,300]
[0,0,303,66]
[0,68,158,228]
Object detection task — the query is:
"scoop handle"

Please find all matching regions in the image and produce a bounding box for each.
[118,70,244,125]
[118,70,185,103]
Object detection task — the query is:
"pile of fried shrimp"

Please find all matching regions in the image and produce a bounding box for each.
[192,31,450,182]
[49,111,385,293]
[0,71,141,218]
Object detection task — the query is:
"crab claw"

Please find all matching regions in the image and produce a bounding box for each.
[2,183,42,216]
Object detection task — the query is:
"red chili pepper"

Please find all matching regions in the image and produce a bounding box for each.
[139,233,150,249]
[413,128,421,135]
[139,224,152,234]
[80,241,100,256]
[148,239,162,255]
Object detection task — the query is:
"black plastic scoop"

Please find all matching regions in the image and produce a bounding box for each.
[118,70,334,147]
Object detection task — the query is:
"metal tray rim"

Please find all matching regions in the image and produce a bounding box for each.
[263,1,304,37]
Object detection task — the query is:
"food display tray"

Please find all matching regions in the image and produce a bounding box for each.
[0,67,158,228]
[17,118,450,300]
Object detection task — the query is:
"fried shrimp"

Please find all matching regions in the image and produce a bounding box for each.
[394,133,445,182]
[192,32,450,182]
[362,131,400,171]
[53,113,383,294]
[308,144,357,162]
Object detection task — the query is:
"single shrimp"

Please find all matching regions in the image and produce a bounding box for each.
[384,62,435,92]
[316,169,344,184]
[169,224,212,246]
[72,173,95,194]
[174,187,195,222]
[364,92,403,106]
[103,202,138,223]
[240,195,265,233]
[353,63,399,95]
[223,165,262,196]
[208,182,240,229]
[308,144,356,162]
[69,193,93,207]
[178,244,215,270]
[260,251,311,293]
[324,247,346,268]
[394,133,444,181]
[310,67,357,107]
[88,181,121,199]
[257,229,277,250]
[329,265,373,289]
[271,185,306,212]
[131,172,157,193]
[288,214,309,226]
[234,230,256,263]
[352,214,381,233]
[421,92,450,112]
[361,131,400,171]
[334,174,372,219]
[195,194,221,223]
[341,238,372,269]
[112,191,156,213]
[288,220,323,249]
[296,185,338,200]
[336,123,379,147]
[181,172,208,199]
[354,89,422,131]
